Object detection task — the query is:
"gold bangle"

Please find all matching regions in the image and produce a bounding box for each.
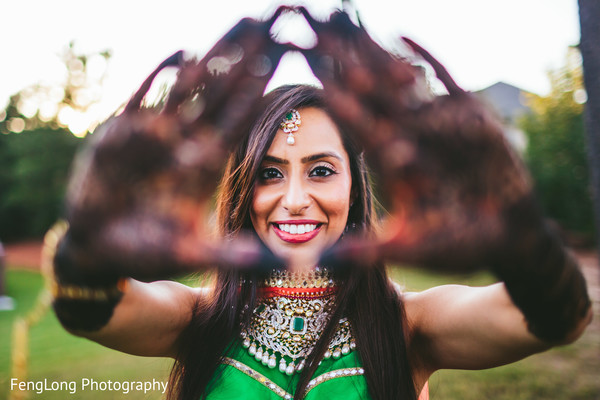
[42,221,128,301]
[48,279,128,301]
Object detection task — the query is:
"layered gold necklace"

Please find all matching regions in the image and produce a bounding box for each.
[240,268,356,375]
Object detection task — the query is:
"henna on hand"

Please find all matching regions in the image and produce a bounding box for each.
[58,9,291,283]
[303,10,590,340]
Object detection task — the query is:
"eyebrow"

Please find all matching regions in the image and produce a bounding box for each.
[262,152,343,165]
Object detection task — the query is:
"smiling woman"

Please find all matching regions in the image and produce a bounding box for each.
[46,8,590,400]
[251,106,353,271]
[189,84,419,400]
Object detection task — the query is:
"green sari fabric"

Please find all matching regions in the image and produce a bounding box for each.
[205,345,371,400]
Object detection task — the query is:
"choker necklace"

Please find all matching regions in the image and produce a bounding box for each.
[240,268,356,376]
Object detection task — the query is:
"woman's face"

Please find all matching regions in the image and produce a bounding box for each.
[251,107,353,271]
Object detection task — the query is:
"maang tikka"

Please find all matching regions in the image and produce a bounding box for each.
[280,109,301,145]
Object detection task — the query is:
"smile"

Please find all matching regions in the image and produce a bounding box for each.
[272,220,322,243]
[276,223,318,234]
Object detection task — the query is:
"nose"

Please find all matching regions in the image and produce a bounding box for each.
[281,175,311,215]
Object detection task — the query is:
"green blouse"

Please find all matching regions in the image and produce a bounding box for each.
[205,344,370,400]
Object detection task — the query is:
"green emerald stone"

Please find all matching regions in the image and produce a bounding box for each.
[285,112,294,120]
[293,317,305,332]
[256,304,265,313]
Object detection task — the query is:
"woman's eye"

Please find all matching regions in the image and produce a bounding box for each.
[310,166,335,177]
[260,167,283,180]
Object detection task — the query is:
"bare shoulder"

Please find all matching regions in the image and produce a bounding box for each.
[393,280,475,318]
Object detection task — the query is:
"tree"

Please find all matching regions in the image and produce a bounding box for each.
[0,43,111,241]
[520,47,595,240]
[579,0,600,256]
[0,128,81,240]
[0,42,111,136]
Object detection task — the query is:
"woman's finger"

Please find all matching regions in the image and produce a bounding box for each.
[402,37,464,96]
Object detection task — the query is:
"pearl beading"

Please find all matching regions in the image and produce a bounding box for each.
[241,294,355,376]
[240,267,355,376]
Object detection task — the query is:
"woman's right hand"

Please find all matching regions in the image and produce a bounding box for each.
[301,8,591,345]
[61,9,291,281]
[300,9,538,272]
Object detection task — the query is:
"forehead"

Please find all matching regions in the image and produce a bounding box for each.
[266,107,348,159]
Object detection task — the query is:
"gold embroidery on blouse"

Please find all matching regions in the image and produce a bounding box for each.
[304,367,365,396]
[222,357,292,399]
[221,357,365,399]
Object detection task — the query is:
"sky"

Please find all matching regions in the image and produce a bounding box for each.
[0,0,581,134]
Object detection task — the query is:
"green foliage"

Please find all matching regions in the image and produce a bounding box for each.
[0,128,81,241]
[0,270,171,399]
[0,42,111,241]
[520,49,595,237]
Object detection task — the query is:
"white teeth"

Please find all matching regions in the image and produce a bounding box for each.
[277,223,318,235]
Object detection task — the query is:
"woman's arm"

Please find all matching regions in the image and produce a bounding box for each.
[300,14,592,377]
[69,279,203,359]
[404,282,591,376]
[47,223,206,359]
[403,221,592,376]
[47,15,288,359]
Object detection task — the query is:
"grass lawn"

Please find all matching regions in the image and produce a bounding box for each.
[1,269,171,400]
[1,266,598,399]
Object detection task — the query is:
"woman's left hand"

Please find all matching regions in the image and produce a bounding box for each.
[62,9,293,281]
[301,10,540,271]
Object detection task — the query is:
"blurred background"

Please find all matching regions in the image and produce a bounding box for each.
[1,0,598,399]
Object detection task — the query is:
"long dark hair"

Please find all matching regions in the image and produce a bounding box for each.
[168,85,417,400]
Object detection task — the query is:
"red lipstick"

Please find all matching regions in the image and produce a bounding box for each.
[272,220,322,244]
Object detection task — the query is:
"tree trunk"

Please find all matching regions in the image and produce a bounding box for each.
[579,0,600,271]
